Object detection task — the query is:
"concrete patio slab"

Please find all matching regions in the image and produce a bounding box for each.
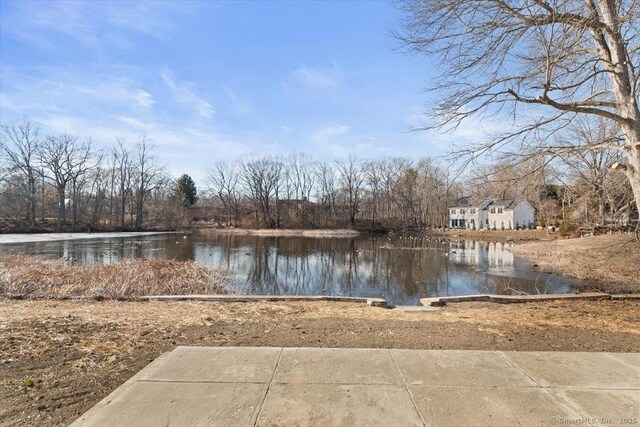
[500,351,640,389]
[257,384,424,426]
[72,347,640,427]
[548,389,640,420]
[608,352,640,368]
[138,346,281,383]
[409,386,581,427]
[391,349,538,387]
[78,382,267,427]
[273,348,402,385]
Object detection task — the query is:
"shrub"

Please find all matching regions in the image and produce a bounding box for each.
[557,221,579,238]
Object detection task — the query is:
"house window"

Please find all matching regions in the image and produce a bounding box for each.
[490,207,495,213]
[498,207,503,213]
[460,209,466,214]
[451,209,456,214]
[470,209,476,214]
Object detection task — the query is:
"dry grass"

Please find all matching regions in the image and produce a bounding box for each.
[2,299,638,339]
[0,255,229,300]
[437,228,551,242]
[512,234,640,293]
[199,228,360,237]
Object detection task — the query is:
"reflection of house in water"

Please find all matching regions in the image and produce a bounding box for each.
[486,242,514,267]
[449,240,514,267]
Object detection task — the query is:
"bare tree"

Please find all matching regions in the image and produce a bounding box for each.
[315,160,338,225]
[208,161,241,227]
[337,156,364,226]
[364,160,383,222]
[133,136,164,228]
[0,120,40,228]
[241,158,284,228]
[397,0,640,219]
[112,139,134,228]
[40,134,92,225]
[557,118,623,225]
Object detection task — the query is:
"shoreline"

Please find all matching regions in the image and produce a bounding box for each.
[512,234,639,294]
[197,227,361,237]
[431,228,553,243]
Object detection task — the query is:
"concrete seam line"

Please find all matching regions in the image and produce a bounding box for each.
[251,347,283,426]
[389,349,427,427]
[493,352,587,418]
[493,351,544,388]
[494,350,592,418]
[539,388,591,419]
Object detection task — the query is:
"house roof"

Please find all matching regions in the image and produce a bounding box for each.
[487,199,520,209]
[451,198,532,210]
[451,197,494,209]
[450,197,473,208]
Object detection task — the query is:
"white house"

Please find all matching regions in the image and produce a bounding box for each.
[449,198,534,230]
[486,199,535,230]
[449,198,491,230]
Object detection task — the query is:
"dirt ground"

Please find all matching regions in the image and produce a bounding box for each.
[512,234,640,293]
[1,299,638,426]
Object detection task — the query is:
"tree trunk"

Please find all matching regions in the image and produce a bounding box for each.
[29,174,37,228]
[72,180,78,230]
[626,155,640,219]
[619,131,640,225]
[57,187,66,225]
[41,175,45,222]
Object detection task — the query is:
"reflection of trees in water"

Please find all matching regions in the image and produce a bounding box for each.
[230,235,455,302]
[246,237,279,294]
[4,233,574,304]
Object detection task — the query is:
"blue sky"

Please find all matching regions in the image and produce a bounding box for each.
[0,0,496,183]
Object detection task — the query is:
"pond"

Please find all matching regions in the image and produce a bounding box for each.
[0,232,577,305]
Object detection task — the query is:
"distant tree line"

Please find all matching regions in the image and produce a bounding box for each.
[205,121,636,230]
[1,118,635,232]
[0,119,185,231]
[206,154,456,230]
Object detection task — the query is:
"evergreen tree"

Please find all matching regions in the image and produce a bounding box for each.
[175,174,198,207]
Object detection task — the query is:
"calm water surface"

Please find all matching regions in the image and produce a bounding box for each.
[0,233,576,305]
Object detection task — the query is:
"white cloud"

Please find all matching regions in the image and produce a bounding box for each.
[310,124,352,157]
[308,124,391,158]
[404,106,515,154]
[113,115,155,130]
[279,125,293,137]
[0,67,155,114]
[0,92,60,112]
[221,85,249,114]
[161,70,215,118]
[292,64,343,88]
[133,90,155,108]
[0,1,179,52]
